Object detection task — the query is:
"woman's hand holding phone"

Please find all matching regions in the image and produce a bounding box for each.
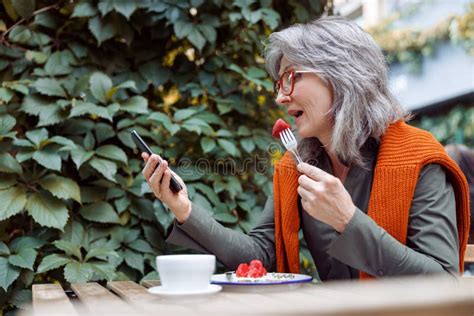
[142,153,192,223]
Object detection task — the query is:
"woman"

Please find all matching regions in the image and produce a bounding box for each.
[142,16,470,280]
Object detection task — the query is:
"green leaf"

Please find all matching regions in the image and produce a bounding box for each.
[0,114,16,135]
[247,66,267,79]
[0,87,14,103]
[174,20,193,39]
[72,2,98,17]
[89,261,117,280]
[0,257,21,291]
[0,242,9,256]
[95,122,116,143]
[88,16,117,45]
[10,289,32,308]
[44,50,75,76]
[39,175,81,203]
[37,254,71,273]
[123,249,144,274]
[95,144,127,165]
[80,202,120,224]
[120,96,148,114]
[49,136,77,150]
[53,240,82,261]
[217,138,240,157]
[85,248,118,262]
[261,8,280,30]
[113,0,137,19]
[34,78,66,98]
[9,236,45,253]
[213,212,238,224]
[149,112,172,126]
[200,137,216,153]
[9,82,28,95]
[12,0,35,19]
[89,157,117,182]
[25,128,48,148]
[70,146,94,169]
[237,126,251,136]
[0,153,22,174]
[26,192,69,231]
[33,148,62,171]
[138,60,170,86]
[3,0,18,21]
[0,186,27,221]
[90,72,112,104]
[116,80,136,90]
[8,248,37,270]
[128,239,154,254]
[216,129,232,137]
[0,174,16,190]
[188,28,206,50]
[197,24,216,43]
[64,261,94,283]
[63,221,86,245]
[174,108,197,121]
[69,101,113,121]
[154,200,173,231]
[240,138,255,153]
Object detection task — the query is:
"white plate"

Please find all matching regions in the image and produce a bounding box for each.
[211,273,313,292]
[148,284,222,297]
[212,272,312,285]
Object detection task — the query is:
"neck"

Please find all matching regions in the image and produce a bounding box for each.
[326,149,349,183]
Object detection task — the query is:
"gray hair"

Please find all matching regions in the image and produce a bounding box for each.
[265,16,408,167]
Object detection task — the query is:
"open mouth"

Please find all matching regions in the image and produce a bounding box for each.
[294,111,304,118]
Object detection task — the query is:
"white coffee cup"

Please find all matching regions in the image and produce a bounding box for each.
[156,254,216,292]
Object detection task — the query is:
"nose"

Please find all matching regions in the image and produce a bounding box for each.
[275,90,291,107]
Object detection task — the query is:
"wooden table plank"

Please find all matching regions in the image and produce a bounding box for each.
[32,284,78,315]
[107,281,156,302]
[71,282,136,314]
[141,280,160,288]
[465,244,474,263]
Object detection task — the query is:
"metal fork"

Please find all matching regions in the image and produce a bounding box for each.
[280,129,303,164]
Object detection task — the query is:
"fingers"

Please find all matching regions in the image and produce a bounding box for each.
[162,168,172,196]
[297,162,328,181]
[142,152,149,162]
[149,160,167,187]
[143,154,162,180]
[297,185,312,201]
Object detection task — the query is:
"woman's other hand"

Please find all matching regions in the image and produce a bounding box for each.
[142,153,192,223]
[297,162,356,233]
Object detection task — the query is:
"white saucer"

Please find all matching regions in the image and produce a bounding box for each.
[148,284,222,297]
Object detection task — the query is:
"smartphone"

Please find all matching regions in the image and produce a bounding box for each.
[130,129,182,193]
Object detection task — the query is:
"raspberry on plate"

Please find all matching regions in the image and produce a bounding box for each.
[235,260,267,278]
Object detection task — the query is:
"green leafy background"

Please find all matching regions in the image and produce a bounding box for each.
[0,0,472,313]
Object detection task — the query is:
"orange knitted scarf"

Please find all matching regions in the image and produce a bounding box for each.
[273,121,470,278]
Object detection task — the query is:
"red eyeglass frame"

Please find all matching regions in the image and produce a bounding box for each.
[274,70,313,96]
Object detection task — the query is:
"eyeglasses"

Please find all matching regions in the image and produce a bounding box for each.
[274,70,313,97]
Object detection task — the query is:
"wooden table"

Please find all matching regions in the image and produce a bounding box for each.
[28,276,473,316]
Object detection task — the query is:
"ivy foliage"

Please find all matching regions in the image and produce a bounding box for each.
[411,104,474,147]
[0,0,328,311]
[367,3,474,72]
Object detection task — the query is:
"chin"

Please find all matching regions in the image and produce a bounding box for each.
[296,129,310,139]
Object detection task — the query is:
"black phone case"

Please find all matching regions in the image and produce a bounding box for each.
[130,130,182,193]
